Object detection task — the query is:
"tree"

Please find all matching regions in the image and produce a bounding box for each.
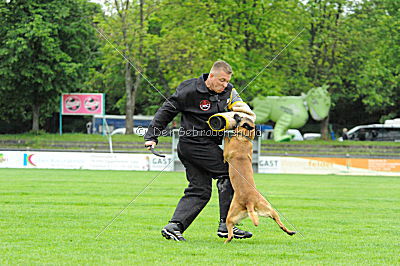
[302,0,347,139]
[88,0,399,134]
[327,0,400,128]
[350,0,400,121]
[153,0,307,99]
[92,0,152,134]
[0,0,101,132]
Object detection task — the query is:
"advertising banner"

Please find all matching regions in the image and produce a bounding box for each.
[148,155,174,171]
[2,151,399,175]
[0,151,152,171]
[61,93,104,115]
[259,156,400,176]
[0,151,173,172]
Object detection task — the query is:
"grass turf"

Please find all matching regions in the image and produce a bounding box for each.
[1,169,399,265]
[2,133,400,146]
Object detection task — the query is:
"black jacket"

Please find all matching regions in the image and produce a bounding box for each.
[144,74,241,144]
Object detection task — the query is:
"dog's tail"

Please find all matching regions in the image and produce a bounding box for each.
[247,204,259,226]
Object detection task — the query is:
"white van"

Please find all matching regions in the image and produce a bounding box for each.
[339,124,400,142]
[110,127,148,136]
[384,118,400,125]
[262,129,304,141]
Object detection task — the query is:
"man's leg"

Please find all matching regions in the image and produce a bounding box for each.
[169,165,212,231]
[216,176,234,222]
[164,141,252,239]
[161,142,212,241]
[175,142,233,223]
[180,142,253,239]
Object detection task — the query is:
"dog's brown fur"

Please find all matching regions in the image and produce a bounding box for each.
[223,117,296,243]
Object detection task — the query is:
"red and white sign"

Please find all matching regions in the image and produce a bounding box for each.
[61,93,104,115]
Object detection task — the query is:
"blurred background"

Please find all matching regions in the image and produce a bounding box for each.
[0,0,399,139]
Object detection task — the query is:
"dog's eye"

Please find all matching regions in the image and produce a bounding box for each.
[243,123,254,130]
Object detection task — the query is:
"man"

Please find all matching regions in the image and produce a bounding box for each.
[342,128,348,140]
[144,60,253,241]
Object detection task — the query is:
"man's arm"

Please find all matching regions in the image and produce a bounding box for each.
[144,91,182,148]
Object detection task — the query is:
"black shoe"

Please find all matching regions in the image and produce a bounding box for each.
[161,223,186,241]
[217,222,253,239]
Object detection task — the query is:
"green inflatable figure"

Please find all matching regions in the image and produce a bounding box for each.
[253,86,331,142]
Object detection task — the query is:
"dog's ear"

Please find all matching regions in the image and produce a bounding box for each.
[242,123,254,131]
[233,114,242,125]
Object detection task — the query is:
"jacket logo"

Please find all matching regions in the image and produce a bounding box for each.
[199,100,211,111]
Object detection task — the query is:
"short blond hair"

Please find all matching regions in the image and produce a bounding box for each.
[210,60,233,75]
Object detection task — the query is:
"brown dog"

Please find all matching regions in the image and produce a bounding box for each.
[223,115,296,243]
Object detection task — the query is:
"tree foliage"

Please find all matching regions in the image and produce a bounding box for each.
[0,0,101,131]
[0,0,399,134]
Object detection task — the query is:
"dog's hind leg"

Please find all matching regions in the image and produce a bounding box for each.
[269,208,296,236]
[257,200,296,236]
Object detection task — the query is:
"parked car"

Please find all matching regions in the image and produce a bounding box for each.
[261,129,304,141]
[384,118,400,125]
[111,127,148,136]
[338,124,400,142]
[303,133,321,140]
[110,127,173,137]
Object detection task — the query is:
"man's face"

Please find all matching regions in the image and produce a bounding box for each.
[208,71,231,93]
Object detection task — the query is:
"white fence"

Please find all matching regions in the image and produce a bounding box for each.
[0,150,399,176]
[0,151,172,171]
[258,156,400,176]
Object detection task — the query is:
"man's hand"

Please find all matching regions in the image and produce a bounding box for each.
[144,140,156,150]
[231,102,256,122]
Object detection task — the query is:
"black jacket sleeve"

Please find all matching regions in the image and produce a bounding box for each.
[144,90,182,144]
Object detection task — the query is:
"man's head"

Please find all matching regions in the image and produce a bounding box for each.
[206,60,233,93]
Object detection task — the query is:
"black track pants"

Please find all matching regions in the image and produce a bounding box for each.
[170,140,234,231]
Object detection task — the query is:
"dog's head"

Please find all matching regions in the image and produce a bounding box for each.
[233,114,255,140]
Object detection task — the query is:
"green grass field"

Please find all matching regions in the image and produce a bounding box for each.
[1,169,399,265]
